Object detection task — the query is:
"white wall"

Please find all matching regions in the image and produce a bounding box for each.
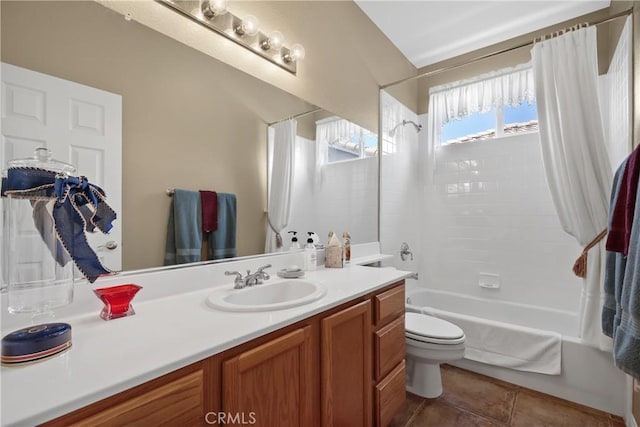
[418,129,583,313]
[599,15,633,173]
[286,136,378,248]
[379,91,420,273]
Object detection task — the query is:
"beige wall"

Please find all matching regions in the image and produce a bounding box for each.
[1,1,317,270]
[296,110,338,141]
[100,0,418,133]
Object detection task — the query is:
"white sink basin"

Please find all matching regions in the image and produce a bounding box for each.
[206,279,327,312]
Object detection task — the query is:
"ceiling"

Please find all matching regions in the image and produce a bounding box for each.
[354,1,611,69]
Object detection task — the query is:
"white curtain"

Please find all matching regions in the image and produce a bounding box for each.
[532,27,613,350]
[265,119,296,253]
[429,63,535,126]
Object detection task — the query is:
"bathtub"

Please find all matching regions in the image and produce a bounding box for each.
[406,287,627,416]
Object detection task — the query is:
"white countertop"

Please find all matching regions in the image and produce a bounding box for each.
[1,251,409,426]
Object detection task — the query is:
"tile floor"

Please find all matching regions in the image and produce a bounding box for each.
[391,365,626,427]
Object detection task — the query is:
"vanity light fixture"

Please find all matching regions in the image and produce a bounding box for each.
[157,0,305,75]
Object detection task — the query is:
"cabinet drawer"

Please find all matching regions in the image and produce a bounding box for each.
[375,315,405,381]
[374,283,405,326]
[375,360,406,427]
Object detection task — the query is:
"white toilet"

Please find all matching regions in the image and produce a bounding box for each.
[405,312,466,398]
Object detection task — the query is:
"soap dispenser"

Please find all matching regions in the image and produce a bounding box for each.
[304,232,317,271]
[288,231,301,251]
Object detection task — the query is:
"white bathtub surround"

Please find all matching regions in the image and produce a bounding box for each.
[407,288,627,415]
[598,16,633,174]
[532,27,613,351]
[418,130,583,312]
[348,242,393,266]
[0,249,411,426]
[379,91,420,274]
[286,136,378,247]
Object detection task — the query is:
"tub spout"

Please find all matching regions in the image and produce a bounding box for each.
[408,272,419,280]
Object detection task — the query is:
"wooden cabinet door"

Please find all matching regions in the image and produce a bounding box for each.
[45,366,206,427]
[321,300,372,427]
[223,326,314,427]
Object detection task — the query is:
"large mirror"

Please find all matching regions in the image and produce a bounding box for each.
[0,0,379,272]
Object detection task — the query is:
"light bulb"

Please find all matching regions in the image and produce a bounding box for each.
[261,30,284,51]
[202,0,228,18]
[290,43,306,61]
[236,15,259,37]
[268,31,284,50]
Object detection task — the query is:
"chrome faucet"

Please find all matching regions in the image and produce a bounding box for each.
[225,264,272,289]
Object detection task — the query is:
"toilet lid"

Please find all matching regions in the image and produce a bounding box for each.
[405,312,464,341]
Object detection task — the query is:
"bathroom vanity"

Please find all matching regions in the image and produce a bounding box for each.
[1,252,409,426]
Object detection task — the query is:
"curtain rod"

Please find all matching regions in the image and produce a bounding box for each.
[267,107,323,126]
[380,7,634,90]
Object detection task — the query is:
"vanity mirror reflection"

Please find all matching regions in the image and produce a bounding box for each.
[0,0,379,272]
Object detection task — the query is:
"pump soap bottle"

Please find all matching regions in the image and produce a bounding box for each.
[304,232,317,271]
[288,231,301,251]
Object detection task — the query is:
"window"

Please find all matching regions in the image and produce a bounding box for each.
[440,102,538,145]
[429,63,537,146]
[316,116,378,163]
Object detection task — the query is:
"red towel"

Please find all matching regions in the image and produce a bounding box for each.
[606,147,640,255]
[200,190,218,232]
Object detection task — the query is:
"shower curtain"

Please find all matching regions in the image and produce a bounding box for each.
[531,27,613,350]
[265,119,296,253]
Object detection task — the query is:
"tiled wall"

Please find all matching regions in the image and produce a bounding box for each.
[380,91,586,313]
[286,136,378,248]
[379,91,420,274]
[599,15,632,173]
[419,131,583,312]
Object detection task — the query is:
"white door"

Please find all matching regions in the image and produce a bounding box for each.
[1,63,122,278]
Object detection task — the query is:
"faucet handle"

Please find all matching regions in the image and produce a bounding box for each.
[225,271,245,287]
[256,264,272,273]
[225,270,243,279]
[256,264,271,282]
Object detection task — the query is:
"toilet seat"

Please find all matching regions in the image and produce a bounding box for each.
[405,312,465,345]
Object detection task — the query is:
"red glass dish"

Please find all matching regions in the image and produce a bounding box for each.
[93,284,142,321]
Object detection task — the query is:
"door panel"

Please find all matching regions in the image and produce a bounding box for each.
[1,62,122,278]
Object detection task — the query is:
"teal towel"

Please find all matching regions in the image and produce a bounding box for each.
[208,193,236,260]
[164,189,202,265]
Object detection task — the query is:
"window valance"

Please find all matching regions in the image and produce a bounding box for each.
[429,62,535,125]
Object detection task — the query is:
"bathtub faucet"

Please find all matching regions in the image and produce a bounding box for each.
[400,242,413,261]
[408,272,419,280]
